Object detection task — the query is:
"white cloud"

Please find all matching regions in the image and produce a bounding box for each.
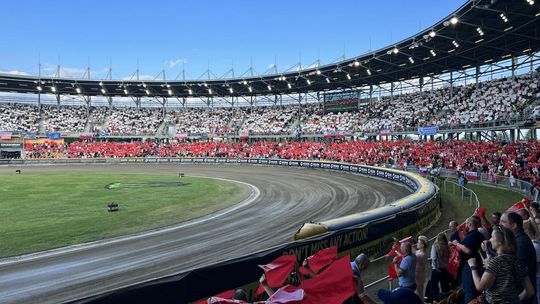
[0,70,30,76]
[164,58,188,69]
[40,64,88,78]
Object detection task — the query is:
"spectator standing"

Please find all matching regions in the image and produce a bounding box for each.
[452,216,485,304]
[428,233,453,302]
[501,212,537,304]
[414,236,428,302]
[468,226,535,304]
[393,242,417,291]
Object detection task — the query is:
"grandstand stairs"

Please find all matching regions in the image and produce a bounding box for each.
[38,108,45,134]
[155,119,169,137]
[522,94,540,119]
[83,110,92,133]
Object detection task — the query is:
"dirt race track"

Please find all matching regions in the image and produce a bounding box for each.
[0,163,410,304]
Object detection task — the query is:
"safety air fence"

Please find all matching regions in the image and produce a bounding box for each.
[0,157,439,304]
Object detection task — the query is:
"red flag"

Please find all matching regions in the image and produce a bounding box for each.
[256,255,298,296]
[507,198,532,212]
[304,247,337,273]
[447,245,461,280]
[384,243,402,259]
[259,255,298,287]
[298,255,356,304]
[457,223,468,241]
[265,285,304,304]
[475,207,487,218]
[387,255,403,281]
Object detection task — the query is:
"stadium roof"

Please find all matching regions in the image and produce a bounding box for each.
[0,0,538,99]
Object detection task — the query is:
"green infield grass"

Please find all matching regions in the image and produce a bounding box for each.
[0,172,251,257]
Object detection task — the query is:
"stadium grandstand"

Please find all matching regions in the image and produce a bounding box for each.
[1,0,540,303]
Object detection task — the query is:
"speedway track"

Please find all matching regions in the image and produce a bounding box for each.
[0,164,410,303]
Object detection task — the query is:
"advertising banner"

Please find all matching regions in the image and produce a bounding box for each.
[0,131,12,140]
[417,126,438,136]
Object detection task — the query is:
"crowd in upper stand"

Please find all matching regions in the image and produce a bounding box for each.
[42,104,87,133]
[1,72,539,136]
[0,103,40,133]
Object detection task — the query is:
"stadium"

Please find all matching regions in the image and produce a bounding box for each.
[0,0,539,303]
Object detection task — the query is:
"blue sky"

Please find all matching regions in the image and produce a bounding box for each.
[0,0,465,80]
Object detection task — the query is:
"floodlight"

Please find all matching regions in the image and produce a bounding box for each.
[408,57,415,64]
[430,50,437,56]
[450,17,458,25]
[346,74,351,80]
[476,27,484,36]
[429,30,436,38]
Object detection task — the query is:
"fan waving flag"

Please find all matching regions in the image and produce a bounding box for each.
[256,255,298,296]
[299,255,356,304]
[304,246,337,273]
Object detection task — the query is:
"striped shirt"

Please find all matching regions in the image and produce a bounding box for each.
[484,254,525,304]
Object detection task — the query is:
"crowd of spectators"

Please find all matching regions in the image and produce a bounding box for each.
[104,107,163,135]
[240,106,298,135]
[201,199,540,303]
[1,72,538,136]
[0,103,40,133]
[362,72,539,133]
[42,105,87,133]
[168,107,234,135]
[21,139,540,191]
